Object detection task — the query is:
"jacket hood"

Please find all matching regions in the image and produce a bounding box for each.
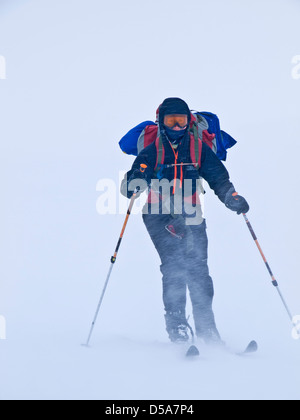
[157,97,191,128]
[157,97,191,144]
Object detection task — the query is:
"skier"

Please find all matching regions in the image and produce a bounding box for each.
[121,97,249,345]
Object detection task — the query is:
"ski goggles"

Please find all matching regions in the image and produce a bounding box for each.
[163,114,188,129]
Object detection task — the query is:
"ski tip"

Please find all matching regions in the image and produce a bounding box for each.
[186,345,200,358]
[244,340,258,354]
[236,340,258,356]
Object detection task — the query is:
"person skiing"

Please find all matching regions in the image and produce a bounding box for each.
[121,97,249,345]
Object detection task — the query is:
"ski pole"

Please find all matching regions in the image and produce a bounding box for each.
[242,213,299,333]
[84,185,140,347]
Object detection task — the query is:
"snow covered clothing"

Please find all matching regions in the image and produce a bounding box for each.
[120,97,249,344]
[143,215,219,341]
[164,310,191,343]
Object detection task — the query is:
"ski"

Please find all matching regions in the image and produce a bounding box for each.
[186,344,200,358]
[236,340,258,356]
[185,340,258,358]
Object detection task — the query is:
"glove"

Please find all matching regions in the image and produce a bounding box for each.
[224,188,249,215]
[121,166,149,199]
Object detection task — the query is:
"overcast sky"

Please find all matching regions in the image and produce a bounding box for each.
[0,0,300,400]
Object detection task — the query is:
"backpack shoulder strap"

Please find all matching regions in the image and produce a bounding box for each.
[154,134,165,173]
[153,126,202,176]
[189,123,202,170]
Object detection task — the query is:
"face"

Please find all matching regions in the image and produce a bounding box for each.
[163,114,188,130]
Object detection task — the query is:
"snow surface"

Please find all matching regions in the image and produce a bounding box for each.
[0,0,300,401]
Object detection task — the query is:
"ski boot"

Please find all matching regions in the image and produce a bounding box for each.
[165,310,191,343]
[197,326,225,347]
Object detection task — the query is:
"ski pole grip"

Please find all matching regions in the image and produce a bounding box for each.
[140,164,147,173]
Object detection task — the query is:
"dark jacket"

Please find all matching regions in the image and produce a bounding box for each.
[122,129,234,204]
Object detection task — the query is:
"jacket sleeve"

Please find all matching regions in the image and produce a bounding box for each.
[120,143,157,197]
[198,142,235,202]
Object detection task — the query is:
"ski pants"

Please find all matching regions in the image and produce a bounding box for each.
[143,214,218,336]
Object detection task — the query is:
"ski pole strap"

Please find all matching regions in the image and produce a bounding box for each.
[243,213,278,287]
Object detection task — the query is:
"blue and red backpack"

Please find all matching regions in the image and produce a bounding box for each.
[119,111,237,169]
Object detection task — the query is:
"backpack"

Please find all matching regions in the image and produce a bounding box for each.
[118,111,237,165]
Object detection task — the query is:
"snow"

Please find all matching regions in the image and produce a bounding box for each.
[0,0,300,401]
